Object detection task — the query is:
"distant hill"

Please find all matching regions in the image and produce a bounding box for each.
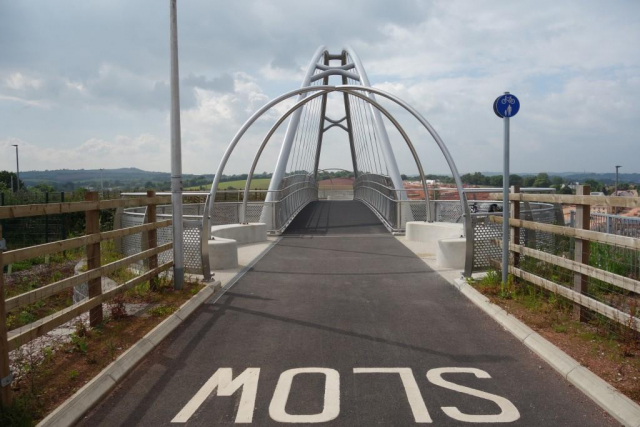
[480,172,640,184]
[15,168,273,191]
[20,168,207,185]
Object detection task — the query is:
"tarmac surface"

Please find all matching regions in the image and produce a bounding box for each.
[79,200,615,426]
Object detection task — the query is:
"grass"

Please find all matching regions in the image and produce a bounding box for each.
[185,178,271,191]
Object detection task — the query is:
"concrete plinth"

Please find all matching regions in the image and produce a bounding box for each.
[405,222,463,254]
[436,237,466,269]
[211,223,267,245]
[208,237,238,270]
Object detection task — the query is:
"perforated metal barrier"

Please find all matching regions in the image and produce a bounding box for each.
[469,202,562,272]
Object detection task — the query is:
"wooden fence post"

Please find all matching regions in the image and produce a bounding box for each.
[573,185,590,322]
[510,186,520,269]
[147,190,159,291]
[85,191,102,327]
[0,225,13,407]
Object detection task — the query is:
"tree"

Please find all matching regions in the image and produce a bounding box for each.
[0,170,24,191]
[510,174,523,187]
[34,183,55,193]
[584,179,602,192]
[522,176,536,187]
[532,173,551,188]
[551,176,564,186]
[489,175,502,187]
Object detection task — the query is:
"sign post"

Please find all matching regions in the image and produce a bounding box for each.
[493,93,520,293]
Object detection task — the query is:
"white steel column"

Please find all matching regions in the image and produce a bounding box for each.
[261,46,327,226]
[344,46,406,200]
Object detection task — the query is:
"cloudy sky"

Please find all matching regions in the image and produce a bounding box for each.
[1,0,639,176]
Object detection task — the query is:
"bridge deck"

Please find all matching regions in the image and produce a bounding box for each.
[79,201,614,426]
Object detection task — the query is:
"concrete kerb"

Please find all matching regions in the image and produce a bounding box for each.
[37,280,222,427]
[452,277,640,427]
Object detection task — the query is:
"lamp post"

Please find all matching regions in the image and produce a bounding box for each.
[100,168,104,197]
[615,165,621,214]
[11,144,19,191]
[169,0,184,289]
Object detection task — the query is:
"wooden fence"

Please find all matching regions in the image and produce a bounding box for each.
[490,185,640,333]
[0,191,172,407]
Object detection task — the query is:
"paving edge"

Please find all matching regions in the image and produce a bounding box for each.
[36,280,223,427]
[451,277,640,427]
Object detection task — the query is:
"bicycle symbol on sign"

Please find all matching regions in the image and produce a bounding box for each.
[501,96,516,105]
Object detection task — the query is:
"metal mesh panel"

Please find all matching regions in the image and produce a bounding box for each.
[120,211,146,270]
[472,214,503,270]
[589,213,640,238]
[157,220,173,266]
[184,221,202,272]
[436,201,463,223]
[470,202,562,272]
[244,203,265,223]
[121,210,203,273]
[409,202,427,222]
[212,204,239,225]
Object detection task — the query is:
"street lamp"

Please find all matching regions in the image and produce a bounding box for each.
[169,0,184,289]
[100,168,104,197]
[11,144,20,191]
[615,165,622,214]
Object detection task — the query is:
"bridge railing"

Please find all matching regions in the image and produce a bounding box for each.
[490,187,640,335]
[353,174,401,231]
[267,174,318,233]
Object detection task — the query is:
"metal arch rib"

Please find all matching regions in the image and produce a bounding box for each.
[200,84,332,277]
[240,87,431,225]
[336,84,470,240]
[203,83,468,275]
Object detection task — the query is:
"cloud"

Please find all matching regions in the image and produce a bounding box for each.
[0,135,170,171]
[0,0,639,175]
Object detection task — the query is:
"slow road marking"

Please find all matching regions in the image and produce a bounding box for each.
[172,367,520,424]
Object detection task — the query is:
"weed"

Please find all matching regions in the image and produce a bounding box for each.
[70,333,88,354]
[109,295,128,320]
[0,395,35,427]
[17,310,36,326]
[149,305,177,317]
[69,370,79,380]
[552,323,568,333]
[75,321,88,337]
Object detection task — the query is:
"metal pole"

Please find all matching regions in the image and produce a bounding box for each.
[11,144,19,191]
[169,0,184,289]
[502,103,510,291]
[614,165,621,215]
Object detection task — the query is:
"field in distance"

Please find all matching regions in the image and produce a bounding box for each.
[185,178,271,191]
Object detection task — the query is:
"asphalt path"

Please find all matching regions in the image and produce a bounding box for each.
[79,201,614,426]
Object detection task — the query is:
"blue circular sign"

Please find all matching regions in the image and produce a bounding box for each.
[494,94,520,118]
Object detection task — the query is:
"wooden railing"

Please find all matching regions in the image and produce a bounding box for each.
[490,185,640,334]
[0,191,172,407]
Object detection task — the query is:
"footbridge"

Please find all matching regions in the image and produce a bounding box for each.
[120,45,479,279]
[87,47,625,426]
